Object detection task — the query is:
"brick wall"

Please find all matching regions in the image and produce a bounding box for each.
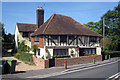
[32,55,49,69]
[55,55,102,67]
[31,36,44,48]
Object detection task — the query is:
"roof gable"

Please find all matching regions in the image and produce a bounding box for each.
[17,23,37,32]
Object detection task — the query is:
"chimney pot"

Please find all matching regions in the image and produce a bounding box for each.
[37,6,39,9]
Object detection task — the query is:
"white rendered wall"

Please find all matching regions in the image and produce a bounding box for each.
[96,47,101,55]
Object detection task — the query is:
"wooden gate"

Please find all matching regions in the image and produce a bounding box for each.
[49,58,55,67]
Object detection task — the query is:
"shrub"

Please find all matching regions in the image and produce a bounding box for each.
[27,46,31,53]
[84,54,96,56]
[104,51,120,58]
[42,56,44,59]
[71,53,74,56]
[14,53,20,59]
[32,44,38,55]
[20,52,33,63]
[14,52,33,64]
[71,50,74,53]
[53,55,70,58]
[46,56,49,59]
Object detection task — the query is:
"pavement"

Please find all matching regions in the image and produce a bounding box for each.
[2,58,120,79]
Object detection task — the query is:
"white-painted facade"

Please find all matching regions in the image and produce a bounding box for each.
[35,35,101,59]
[15,25,31,48]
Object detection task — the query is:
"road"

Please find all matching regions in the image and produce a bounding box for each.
[48,60,120,78]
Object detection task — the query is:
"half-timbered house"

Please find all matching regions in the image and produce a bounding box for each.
[31,7,102,59]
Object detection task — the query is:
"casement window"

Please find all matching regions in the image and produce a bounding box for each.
[22,32,29,37]
[53,49,68,56]
[60,36,67,43]
[84,49,96,54]
[38,49,40,56]
[89,37,97,42]
[35,36,39,43]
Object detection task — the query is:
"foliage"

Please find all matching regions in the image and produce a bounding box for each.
[46,55,49,59]
[0,23,2,44]
[70,53,74,56]
[27,46,31,53]
[14,53,20,59]
[32,44,38,55]
[14,52,33,64]
[53,55,70,58]
[1,23,15,54]
[103,51,120,58]
[84,4,120,51]
[71,50,74,53]
[17,40,27,53]
[84,54,96,56]
[42,55,44,59]
[100,37,112,51]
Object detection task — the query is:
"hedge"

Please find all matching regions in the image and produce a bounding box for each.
[104,51,120,58]
[14,52,33,64]
[53,55,70,58]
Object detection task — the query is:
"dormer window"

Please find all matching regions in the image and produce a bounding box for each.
[35,36,39,43]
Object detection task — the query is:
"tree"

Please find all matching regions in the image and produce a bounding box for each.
[32,44,38,55]
[84,3,120,51]
[17,40,27,53]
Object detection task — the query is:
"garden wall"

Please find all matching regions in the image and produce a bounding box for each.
[32,55,49,69]
[55,55,102,67]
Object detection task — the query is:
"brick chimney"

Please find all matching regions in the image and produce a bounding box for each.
[36,6,44,28]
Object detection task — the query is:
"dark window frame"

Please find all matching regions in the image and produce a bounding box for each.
[60,36,67,43]
[89,37,97,42]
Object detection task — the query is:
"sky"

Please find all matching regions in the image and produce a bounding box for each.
[2,2,118,34]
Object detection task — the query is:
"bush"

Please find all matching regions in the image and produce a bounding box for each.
[104,51,120,58]
[14,52,33,64]
[32,44,38,55]
[14,53,20,59]
[70,53,74,56]
[84,54,96,56]
[53,55,70,58]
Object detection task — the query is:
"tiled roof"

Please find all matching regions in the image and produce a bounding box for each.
[16,23,37,32]
[32,14,101,37]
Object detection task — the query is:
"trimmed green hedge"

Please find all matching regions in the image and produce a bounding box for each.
[104,51,120,58]
[53,55,70,58]
[14,52,33,64]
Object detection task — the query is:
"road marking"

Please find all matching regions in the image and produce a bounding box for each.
[106,72,120,80]
[27,60,119,78]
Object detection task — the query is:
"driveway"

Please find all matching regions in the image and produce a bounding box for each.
[3,56,42,71]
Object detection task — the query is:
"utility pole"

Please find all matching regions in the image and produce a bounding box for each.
[103,17,105,51]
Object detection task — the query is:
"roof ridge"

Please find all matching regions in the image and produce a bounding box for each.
[16,23,36,25]
[42,14,55,34]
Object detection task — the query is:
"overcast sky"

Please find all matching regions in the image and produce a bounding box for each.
[2,2,118,34]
